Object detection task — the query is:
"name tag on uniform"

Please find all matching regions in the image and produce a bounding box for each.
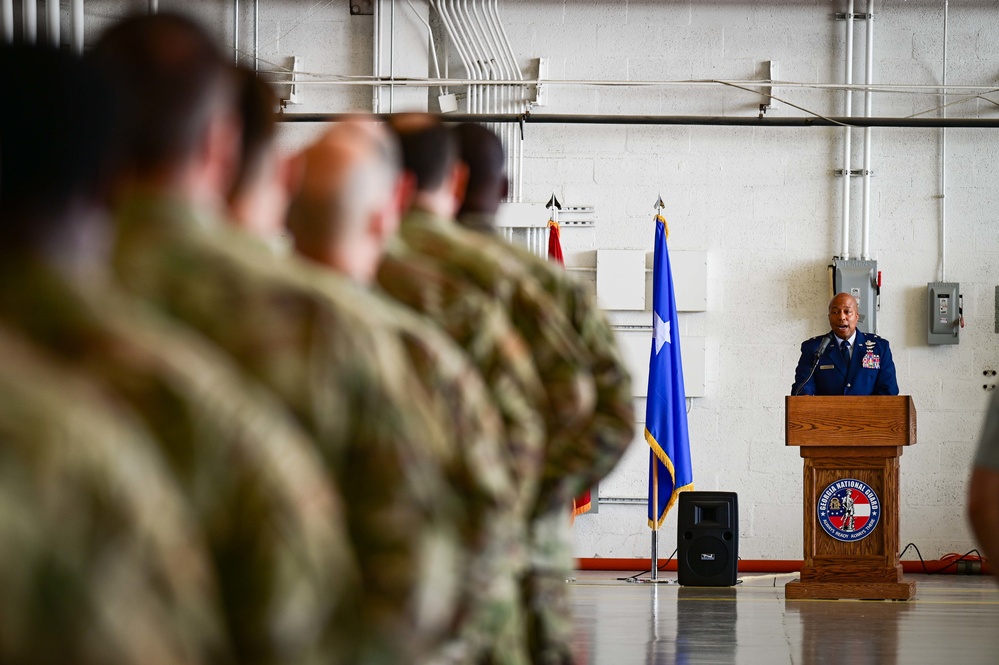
[862,352,880,369]
[819,364,834,370]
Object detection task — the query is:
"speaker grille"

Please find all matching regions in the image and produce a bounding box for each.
[684,534,731,578]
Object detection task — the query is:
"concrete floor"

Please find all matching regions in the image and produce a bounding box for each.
[569,570,999,665]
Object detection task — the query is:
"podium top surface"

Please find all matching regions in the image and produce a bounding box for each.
[785,396,916,447]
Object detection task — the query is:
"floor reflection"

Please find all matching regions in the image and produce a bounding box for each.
[787,598,912,665]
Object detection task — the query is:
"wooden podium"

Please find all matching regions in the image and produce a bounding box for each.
[785,396,916,600]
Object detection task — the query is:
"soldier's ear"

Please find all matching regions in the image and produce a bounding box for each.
[449,162,469,216]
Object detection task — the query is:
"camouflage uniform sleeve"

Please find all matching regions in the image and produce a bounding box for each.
[376,252,540,665]
[494,239,636,506]
[96,301,359,665]
[312,311,467,663]
[0,327,229,665]
[1,261,359,665]
[378,244,546,518]
[395,220,599,512]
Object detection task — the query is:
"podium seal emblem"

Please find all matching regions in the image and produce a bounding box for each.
[817,478,881,542]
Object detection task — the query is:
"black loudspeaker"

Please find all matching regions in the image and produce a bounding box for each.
[677,491,739,586]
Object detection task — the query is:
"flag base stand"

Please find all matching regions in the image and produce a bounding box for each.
[623,529,678,584]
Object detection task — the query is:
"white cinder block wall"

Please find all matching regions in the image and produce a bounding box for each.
[61,0,999,561]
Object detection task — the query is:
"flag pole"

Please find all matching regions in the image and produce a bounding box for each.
[650,194,665,582]
[651,458,659,581]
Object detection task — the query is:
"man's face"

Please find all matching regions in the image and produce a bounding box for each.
[828,296,859,340]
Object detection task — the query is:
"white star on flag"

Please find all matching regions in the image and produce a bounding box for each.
[654,312,671,354]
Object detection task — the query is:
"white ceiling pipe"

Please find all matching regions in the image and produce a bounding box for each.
[443,0,485,113]
[472,0,514,193]
[431,0,472,79]
[23,0,36,44]
[46,0,58,46]
[861,0,874,261]
[70,0,82,54]
[455,0,490,112]
[389,0,394,110]
[488,0,529,192]
[433,0,478,112]
[372,0,381,112]
[940,0,949,281]
[403,0,444,94]
[486,0,524,199]
[470,0,504,119]
[148,0,157,13]
[840,0,855,261]
[489,0,521,84]
[430,0,474,86]
[233,0,239,64]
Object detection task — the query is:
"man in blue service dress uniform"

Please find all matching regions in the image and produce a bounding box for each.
[792,292,899,396]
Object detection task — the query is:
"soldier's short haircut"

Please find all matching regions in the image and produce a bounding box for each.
[288,119,401,249]
[88,13,235,178]
[229,67,278,201]
[387,115,457,193]
[454,123,506,200]
[0,45,118,244]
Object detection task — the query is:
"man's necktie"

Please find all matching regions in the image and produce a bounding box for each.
[841,340,851,363]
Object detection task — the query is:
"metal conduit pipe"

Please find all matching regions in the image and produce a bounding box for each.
[493,2,524,201]
[233,0,239,64]
[475,0,515,197]
[436,0,479,112]
[70,0,82,54]
[861,0,874,260]
[465,0,496,112]
[372,0,378,110]
[46,0,58,46]
[277,113,999,129]
[402,0,444,94]
[453,0,487,113]
[148,0,157,13]
[840,0,855,260]
[389,0,395,110]
[430,0,476,112]
[940,0,949,281]
[22,0,36,44]
[455,0,499,113]
[254,0,258,72]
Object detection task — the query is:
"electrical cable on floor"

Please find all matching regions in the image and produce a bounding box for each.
[619,548,678,582]
[898,543,985,574]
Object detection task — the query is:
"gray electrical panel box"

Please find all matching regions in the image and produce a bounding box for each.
[927,282,960,345]
[833,259,879,334]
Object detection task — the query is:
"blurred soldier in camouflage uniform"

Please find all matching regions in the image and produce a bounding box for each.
[455,122,635,665]
[0,324,229,665]
[287,118,523,664]
[455,122,635,509]
[384,116,634,665]
[0,44,355,665]
[90,15,466,664]
[226,66,300,244]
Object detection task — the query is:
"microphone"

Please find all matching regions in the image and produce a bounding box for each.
[794,334,833,396]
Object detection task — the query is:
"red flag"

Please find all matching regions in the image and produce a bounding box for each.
[547,219,565,266]
[548,218,592,519]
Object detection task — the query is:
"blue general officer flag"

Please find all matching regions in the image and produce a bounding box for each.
[647,213,694,528]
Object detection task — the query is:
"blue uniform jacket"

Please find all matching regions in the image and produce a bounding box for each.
[791,330,899,396]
